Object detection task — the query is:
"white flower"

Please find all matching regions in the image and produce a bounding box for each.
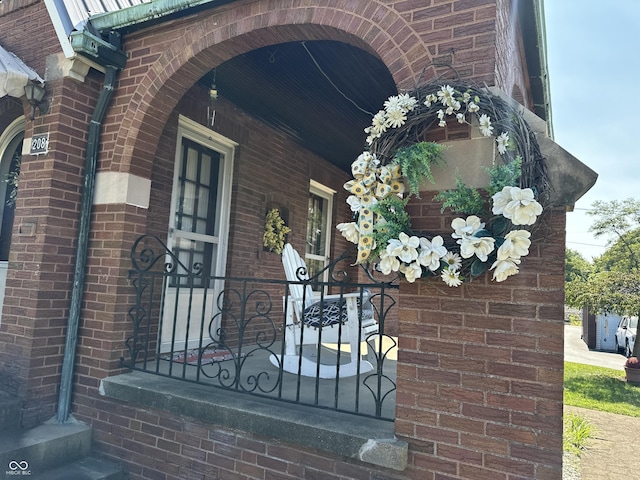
[365,111,388,138]
[478,113,493,137]
[459,236,495,262]
[417,236,447,271]
[346,195,362,212]
[438,120,447,128]
[496,132,509,154]
[378,250,400,275]
[451,216,485,240]
[491,258,521,282]
[498,230,531,260]
[437,109,445,120]
[397,93,418,112]
[441,267,463,287]
[503,187,543,225]
[384,95,401,111]
[456,113,466,123]
[385,106,407,128]
[437,85,456,107]
[467,102,479,113]
[442,251,462,270]
[445,106,455,115]
[491,186,513,216]
[462,92,471,103]
[336,222,359,244]
[387,232,420,263]
[424,94,437,107]
[400,262,422,283]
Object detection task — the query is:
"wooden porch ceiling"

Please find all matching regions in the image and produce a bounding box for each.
[209,41,398,172]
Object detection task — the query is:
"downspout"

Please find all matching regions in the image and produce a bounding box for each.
[56,62,120,424]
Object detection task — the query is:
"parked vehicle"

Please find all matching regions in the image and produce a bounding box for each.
[615,316,637,357]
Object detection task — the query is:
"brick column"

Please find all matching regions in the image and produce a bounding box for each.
[396,205,566,480]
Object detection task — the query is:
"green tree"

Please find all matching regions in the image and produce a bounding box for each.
[593,227,640,273]
[569,199,640,358]
[587,199,640,273]
[565,248,593,283]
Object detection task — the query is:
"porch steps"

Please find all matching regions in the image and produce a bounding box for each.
[30,455,124,480]
[0,393,123,479]
[0,390,21,431]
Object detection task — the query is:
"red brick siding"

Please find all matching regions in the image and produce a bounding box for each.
[0,0,564,478]
[494,0,532,110]
[0,0,56,77]
[0,69,108,426]
[77,395,407,480]
[396,202,565,480]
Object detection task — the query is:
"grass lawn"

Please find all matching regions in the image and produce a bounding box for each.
[564,361,640,417]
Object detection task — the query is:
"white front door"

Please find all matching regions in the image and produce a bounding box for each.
[160,116,236,353]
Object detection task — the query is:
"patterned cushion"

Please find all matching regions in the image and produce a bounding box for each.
[302,289,373,329]
[303,300,348,328]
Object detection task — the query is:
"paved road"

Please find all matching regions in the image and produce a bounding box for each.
[564,325,626,371]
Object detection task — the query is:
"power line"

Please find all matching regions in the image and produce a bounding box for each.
[567,241,606,247]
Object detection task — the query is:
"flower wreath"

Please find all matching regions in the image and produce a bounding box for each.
[263,208,291,254]
[337,81,549,286]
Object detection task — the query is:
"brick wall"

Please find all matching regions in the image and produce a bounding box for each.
[79,394,407,480]
[494,0,532,110]
[0,69,109,426]
[0,0,566,478]
[396,199,565,479]
[0,0,56,75]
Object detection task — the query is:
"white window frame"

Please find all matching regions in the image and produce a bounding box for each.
[306,180,336,289]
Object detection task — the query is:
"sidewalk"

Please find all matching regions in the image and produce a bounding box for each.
[563,325,638,480]
[565,406,639,480]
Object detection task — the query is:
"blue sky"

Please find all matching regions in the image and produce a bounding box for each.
[544,0,640,261]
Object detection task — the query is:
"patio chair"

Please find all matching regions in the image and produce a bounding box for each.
[269,243,377,378]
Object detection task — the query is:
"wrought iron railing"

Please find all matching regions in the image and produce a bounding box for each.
[123,235,398,420]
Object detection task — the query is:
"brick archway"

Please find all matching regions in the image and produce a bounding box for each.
[109,1,431,176]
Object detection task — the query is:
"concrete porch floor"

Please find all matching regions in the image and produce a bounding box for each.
[130,337,398,420]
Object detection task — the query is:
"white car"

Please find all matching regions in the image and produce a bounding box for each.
[615,316,637,357]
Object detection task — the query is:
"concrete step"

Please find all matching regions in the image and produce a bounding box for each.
[30,455,124,480]
[0,391,21,431]
[0,422,92,474]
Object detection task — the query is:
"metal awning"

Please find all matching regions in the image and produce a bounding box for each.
[0,45,44,99]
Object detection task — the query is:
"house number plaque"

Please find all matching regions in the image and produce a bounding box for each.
[29,133,49,155]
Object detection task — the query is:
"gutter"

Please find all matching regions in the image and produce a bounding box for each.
[56,33,125,424]
[90,0,239,34]
[533,0,553,139]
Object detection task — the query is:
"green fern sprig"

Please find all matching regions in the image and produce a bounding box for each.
[485,156,522,196]
[371,195,411,257]
[433,174,485,216]
[391,142,446,196]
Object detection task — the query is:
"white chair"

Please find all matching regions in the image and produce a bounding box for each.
[269,243,378,378]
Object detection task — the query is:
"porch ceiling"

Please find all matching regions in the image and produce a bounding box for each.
[208,41,398,172]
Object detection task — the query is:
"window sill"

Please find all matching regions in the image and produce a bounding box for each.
[99,371,407,471]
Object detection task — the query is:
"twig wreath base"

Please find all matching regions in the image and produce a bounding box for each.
[337,81,549,286]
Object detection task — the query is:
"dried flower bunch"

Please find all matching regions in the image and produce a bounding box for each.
[263,208,291,254]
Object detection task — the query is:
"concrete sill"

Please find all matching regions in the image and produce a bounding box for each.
[100,371,407,471]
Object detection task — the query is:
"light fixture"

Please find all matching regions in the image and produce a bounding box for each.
[207,70,218,127]
[24,81,48,120]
